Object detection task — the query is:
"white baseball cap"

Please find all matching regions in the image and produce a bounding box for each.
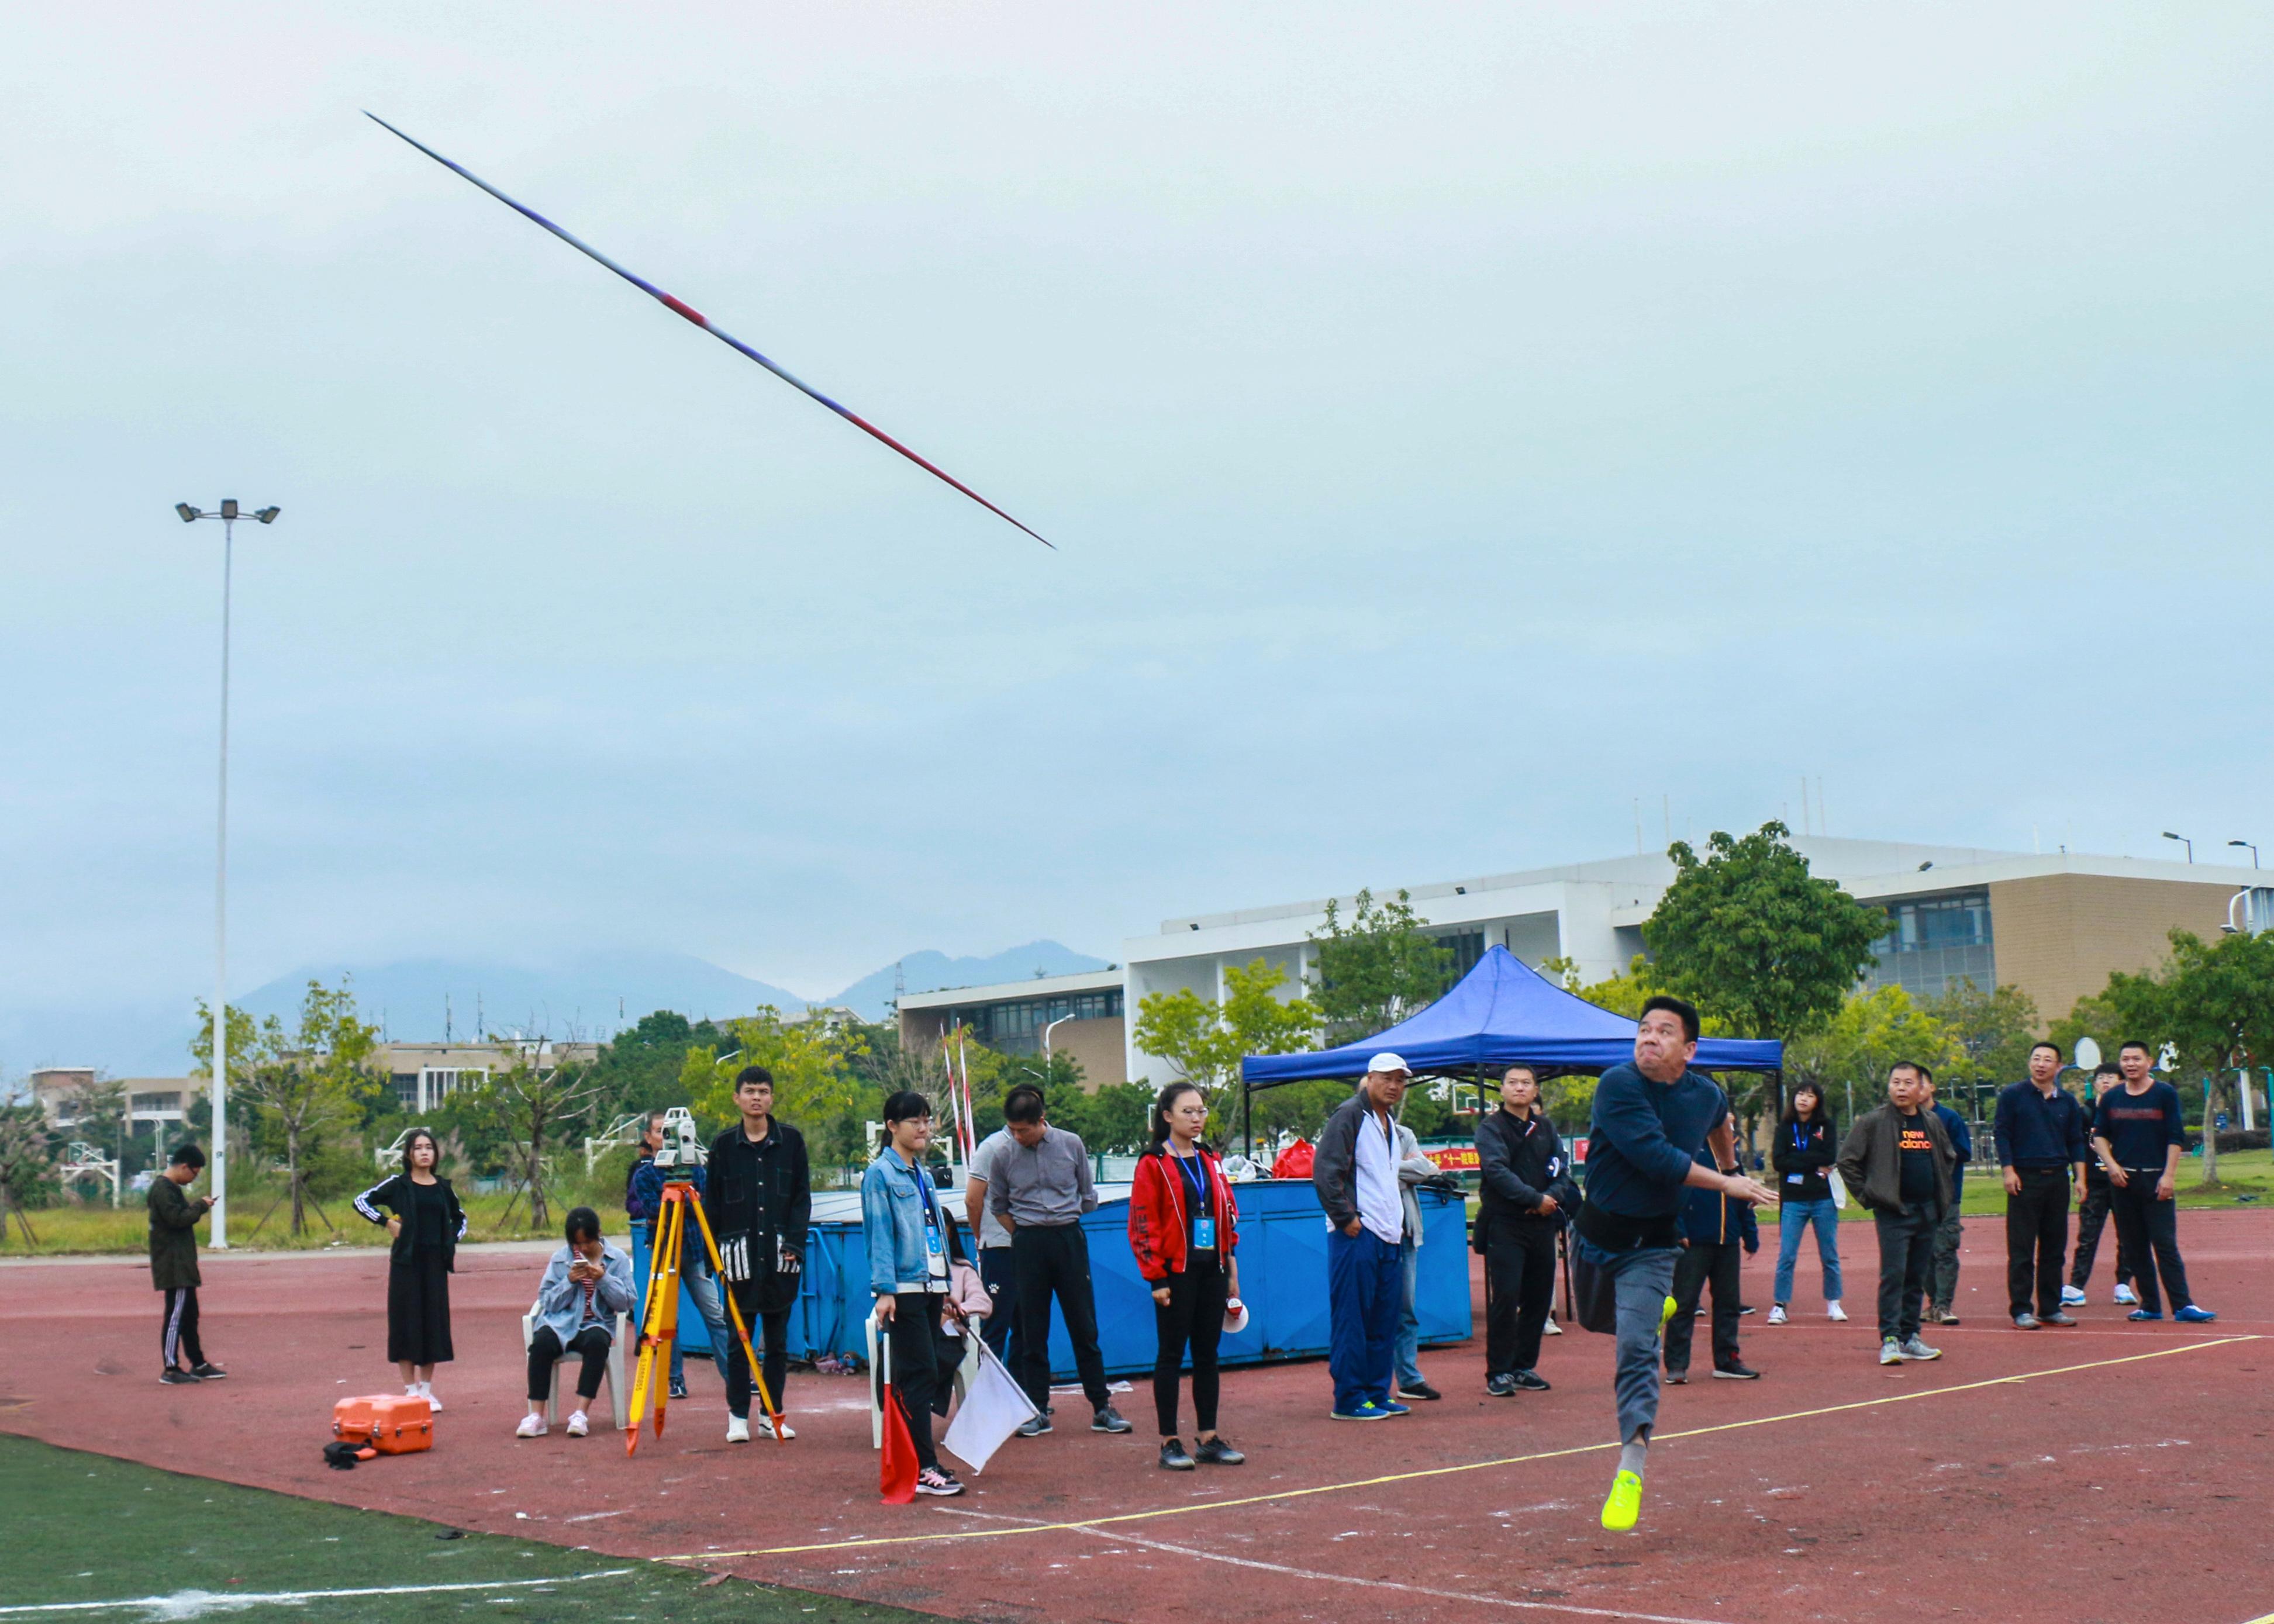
[1367,1052,1412,1076]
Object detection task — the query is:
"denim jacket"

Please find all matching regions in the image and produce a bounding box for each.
[862,1146,948,1298]
[532,1242,634,1346]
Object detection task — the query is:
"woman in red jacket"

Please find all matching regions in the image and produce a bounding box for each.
[1128,1081,1246,1471]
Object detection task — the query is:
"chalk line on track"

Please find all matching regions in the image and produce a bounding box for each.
[669,1335,2255,1561]
[0,1571,633,1618]
[933,1505,1739,1624]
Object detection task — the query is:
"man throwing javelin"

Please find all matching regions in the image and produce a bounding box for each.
[1578,996,1776,1532]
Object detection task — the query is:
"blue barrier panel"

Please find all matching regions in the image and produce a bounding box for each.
[626,1221,713,1356]
[789,1179,1471,1379]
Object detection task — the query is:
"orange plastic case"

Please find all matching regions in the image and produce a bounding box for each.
[333,1393,434,1454]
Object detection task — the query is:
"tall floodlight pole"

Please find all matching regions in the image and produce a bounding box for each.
[174,499,281,1248]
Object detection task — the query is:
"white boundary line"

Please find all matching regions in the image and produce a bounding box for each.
[0,1571,632,1618]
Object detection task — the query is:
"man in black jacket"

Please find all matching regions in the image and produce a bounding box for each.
[1837,1062,1955,1366]
[702,1067,812,1443]
[1993,1042,2089,1329]
[149,1143,225,1385]
[1312,1055,1412,1422]
[1475,1065,1577,1395]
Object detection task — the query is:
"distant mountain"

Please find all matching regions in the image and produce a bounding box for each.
[234,952,810,1042]
[826,941,1110,1021]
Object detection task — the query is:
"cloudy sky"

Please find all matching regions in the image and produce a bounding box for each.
[4,4,2269,1040]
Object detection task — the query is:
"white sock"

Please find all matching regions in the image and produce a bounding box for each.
[1619,1436,1649,1478]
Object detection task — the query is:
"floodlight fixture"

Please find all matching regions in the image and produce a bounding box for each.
[2162,831,2193,863]
[175,503,200,523]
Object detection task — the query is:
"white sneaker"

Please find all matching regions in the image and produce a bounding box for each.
[1899,1336,1942,1362]
[2061,1285,2087,1307]
[515,1413,547,1439]
[565,1409,589,1438]
[726,1414,751,1444]
[1543,1317,1562,1336]
[755,1415,796,1440]
[1827,1302,1848,1322]
[1879,1338,1903,1366]
[2114,1283,2139,1306]
[1766,1305,1788,1325]
[419,1382,443,1414]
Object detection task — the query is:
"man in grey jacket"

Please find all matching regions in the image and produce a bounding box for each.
[1312,1055,1413,1422]
[1836,1062,1955,1367]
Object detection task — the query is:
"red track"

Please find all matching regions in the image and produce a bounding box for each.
[5,1212,2270,1623]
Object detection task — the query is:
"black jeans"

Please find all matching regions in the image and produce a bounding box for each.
[161,1287,205,1370]
[528,1324,612,1402]
[723,1280,792,1420]
[1012,1222,1109,1412]
[1873,1205,1937,1343]
[978,1247,1020,1370]
[1664,1239,1741,1373]
[1482,1217,1558,1377]
[2005,1169,2072,1318]
[1152,1260,1229,1437]
[1928,1198,1964,1312]
[881,1291,943,1472]
[2070,1179,2136,1289]
[2109,1175,2194,1315]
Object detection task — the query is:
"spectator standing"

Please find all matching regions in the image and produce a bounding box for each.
[1127,1081,1246,1470]
[2093,1041,2216,1324]
[352,1127,466,1410]
[625,1110,733,1400]
[2064,1065,2139,1308]
[1993,1042,2089,1329]
[1921,1070,1972,1325]
[703,1067,813,1443]
[1474,1065,1577,1395]
[1767,1083,1844,1325]
[1663,1147,1761,1382]
[1837,1062,1954,1364]
[149,1143,225,1385]
[1390,1118,1445,1402]
[1574,999,1776,1532]
[517,1206,634,1438]
[1312,1056,1415,1423]
[962,1122,1022,1373]
[862,1090,965,1496]
[989,1086,1132,1436]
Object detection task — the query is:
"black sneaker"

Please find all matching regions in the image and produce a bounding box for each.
[1399,1381,1442,1401]
[160,1369,200,1386]
[1193,1436,1245,1465]
[1016,1414,1053,1437]
[1158,1439,1195,1470]
[914,1467,964,1497]
[1713,1363,1761,1380]
[1509,1370,1551,1392]
[1092,1404,1133,1434]
[189,1363,227,1381]
[1738,1305,1757,1317]
[668,1378,688,1400]
[1485,1373,1519,1397]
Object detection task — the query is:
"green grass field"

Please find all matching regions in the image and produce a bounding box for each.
[0,1433,927,1622]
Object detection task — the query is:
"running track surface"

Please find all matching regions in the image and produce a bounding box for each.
[4,1211,2270,1624]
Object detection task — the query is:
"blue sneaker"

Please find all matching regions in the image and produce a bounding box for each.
[1331,1402,1390,1421]
[1378,1400,1412,1416]
[2127,1308,2163,1322]
[2174,1305,2218,1323]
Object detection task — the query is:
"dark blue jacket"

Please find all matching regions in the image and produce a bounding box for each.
[1993,1081,2088,1170]
[1583,1063,1730,1218]
[1931,1103,1972,1194]
[627,1154,706,1222]
[1678,1150,1759,1250]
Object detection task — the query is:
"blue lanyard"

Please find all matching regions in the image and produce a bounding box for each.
[1176,1150,1209,1212]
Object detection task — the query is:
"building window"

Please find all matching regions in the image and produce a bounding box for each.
[129,1093,184,1118]
[1432,931,1485,983]
[1861,892,1993,1001]
[943,989,1125,1056]
[417,1067,487,1108]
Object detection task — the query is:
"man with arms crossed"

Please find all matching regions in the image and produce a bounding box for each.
[1475,1064,1578,1396]
[2093,1041,2217,1324]
[1993,1041,2089,1329]
[1577,997,1776,1531]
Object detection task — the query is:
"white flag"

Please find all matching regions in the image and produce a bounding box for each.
[941,1340,1038,1476]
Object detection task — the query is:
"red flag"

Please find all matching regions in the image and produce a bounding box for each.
[879,1380,919,1504]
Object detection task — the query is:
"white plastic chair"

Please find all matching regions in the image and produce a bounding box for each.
[865,1305,980,1449]
[522,1301,631,1429]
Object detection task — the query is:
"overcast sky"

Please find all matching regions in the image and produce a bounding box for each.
[4,3,2269,1029]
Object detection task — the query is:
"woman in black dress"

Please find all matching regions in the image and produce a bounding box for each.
[353,1128,466,1409]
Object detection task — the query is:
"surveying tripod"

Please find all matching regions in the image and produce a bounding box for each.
[625,1176,786,1454]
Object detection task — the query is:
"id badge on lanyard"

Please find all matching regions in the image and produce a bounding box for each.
[1182,1155,1216,1251]
[920,1179,948,1279]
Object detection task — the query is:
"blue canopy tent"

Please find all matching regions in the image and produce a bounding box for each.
[1238,945,1782,1141]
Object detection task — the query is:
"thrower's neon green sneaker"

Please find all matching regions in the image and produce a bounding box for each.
[1602,1468,1643,1532]
[1661,1295,1679,1333]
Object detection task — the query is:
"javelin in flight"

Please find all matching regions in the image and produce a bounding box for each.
[367,112,1053,549]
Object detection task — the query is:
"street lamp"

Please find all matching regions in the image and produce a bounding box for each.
[2162,831,2193,864]
[2230,839,2260,870]
[175,499,281,1248]
[1041,1014,1076,1063]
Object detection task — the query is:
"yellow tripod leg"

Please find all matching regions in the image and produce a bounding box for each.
[650,1194,685,1439]
[624,1194,680,1454]
[688,1198,786,1442]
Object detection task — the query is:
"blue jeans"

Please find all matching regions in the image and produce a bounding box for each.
[1393,1236,1424,1388]
[1773,1198,1844,1306]
[1327,1226,1402,1414]
[632,1220,731,1386]
[1578,1240,1678,1444]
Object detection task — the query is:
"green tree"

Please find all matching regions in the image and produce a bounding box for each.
[1133,958,1320,1134]
[1307,890,1454,1047]
[1643,821,1887,1120]
[474,1040,606,1232]
[0,1106,55,1243]
[1924,979,2041,1115]
[682,1008,870,1137]
[588,1010,732,1121]
[1783,986,1961,1127]
[2152,929,2274,1186]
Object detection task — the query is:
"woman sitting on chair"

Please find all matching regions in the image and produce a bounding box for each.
[519,1205,633,1439]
